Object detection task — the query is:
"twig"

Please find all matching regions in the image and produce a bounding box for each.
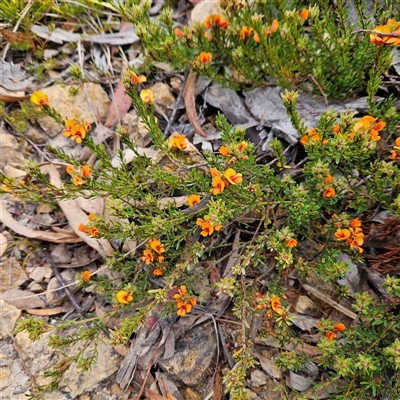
[43,247,85,314]
[352,28,400,39]
[301,283,357,319]
[164,69,190,138]
[308,75,328,108]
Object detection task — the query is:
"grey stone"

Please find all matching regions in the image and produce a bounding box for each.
[250,369,268,387]
[158,322,217,387]
[51,243,72,264]
[24,124,46,144]
[0,129,26,168]
[295,295,320,317]
[46,269,78,305]
[0,300,21,339]
[255,347,281,380]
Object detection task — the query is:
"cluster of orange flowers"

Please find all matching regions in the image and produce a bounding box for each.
[62,118,91,143]
[196,51,212,65]
[66,164,91,186]
[129,70,146,85]
[30,91,50,107]
[204,14,229,30]
[334,217,364,253]
[370,19,400,46]
[173,285,197,317]
[317,321,346,340]
[210,167,243,195]
[168,133,187,150]
[196,215,222,237]
[255,293,285,316]
[299,127,329,146]
[142,238,165,276]
[389,137,400,160]
[77,213,99,237]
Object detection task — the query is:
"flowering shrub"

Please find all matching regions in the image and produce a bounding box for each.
[120,0,396,99]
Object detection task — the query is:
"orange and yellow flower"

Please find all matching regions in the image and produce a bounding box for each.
[62,118,90,143]
[286,238,297,248]
[82,165,91,178]
[153,268,163,276]
[370,20,400,46]
[142,249,154,264]
[30,91,50,106]
[299,8,309,20]
[327,331,337,340]
[149,238,165,253]
[349,218,362,228]
[66,165,75,175]
[335,228,351,241]
[219,146,230,156]
[188,194,201,206]
[197,51,212,64]
[334,322,346,332]
[78,223,89,234]
[140,89,154,104]
[224,168,243,184]
[240,26,254,40]
[89,227,99,237]
[175,28,184,38]
[129,70,146,85]
[168,133,187,150]
[116,290,133,304]
[83,270,91,282]
[174,285,197,316]
[264,19,279,37]
[238,141,248,152]
[73,176,84,186]
[271,296,284,315]
[204,14,229,30]
[210,175,225,195]
[323,187,335,198]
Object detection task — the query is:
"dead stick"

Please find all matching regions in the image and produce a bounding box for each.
[43,248,85,315]
[301,283,357,319]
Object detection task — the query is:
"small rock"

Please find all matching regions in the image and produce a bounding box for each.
[51,243,72,264]
[46,269,78,305]
[251,369,268,387]
[34,213,57,226]
[27,281,43,293]
[0,257,28,292]
[0,129,26,168]
[150,82,175,113]
[295,295,320,317]
[182,387,202,400]
[29,267,46,283]
[170,77,182,92]
[0,300,21,339]
[24,124,46,144]
[37,83,110,137]
[244,388,258,400]
[158,322,217,387]
[255,347,281,379]
[3,165,26,179]
[287,362,319,392]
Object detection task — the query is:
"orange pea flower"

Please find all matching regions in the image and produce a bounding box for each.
[224,168,243,184]
[30,91,50,106]
[188,194,201,206]
[205,14,229,29]
[140,89,154,104]
[349,218,362,228]
[73,176,84,186]
[240,26,254,39]
[210,176,225,195]
[210,167,220,177]
[286,238,297,248]
[271,296,284,315]
[88,213,96,221]
[142,249,154,264]
[116,290,133,304]
[175,28,184,38]
[174,285,187,299]
[389,150,399,160]
[197,51,212,64]
[62,119,76,138]
[238,141,248,152]
[82,165,91,178]
[253,32,260,43]
[153,268,163,276]
[299,135,309,145]
[83,270,91,282]
[323,174,333,183]
[265,19,279,37]
[177,298,197,316]
[89,227,99,237]
[299,8,309,20]
[323,187,335,198]
[335,228,351,241]
[66,165,75,175]
[219,146,230,156]
[333,124,340,134]
[334,322,346,332]
[196,218,215,237]
[168,133,187,150]
[353,115,377,132]
[129,71,146,85]
[157,254,164,263]
[327,331,337,340]
[77,223,89,234]
[149,238,165,253]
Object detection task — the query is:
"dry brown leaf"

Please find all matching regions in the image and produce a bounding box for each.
[47,164,113,257]
[26,307,63,316]
[0,202,82,244]
[0,232,8,257]
[183,71,207,138]
[0,86,28,102]
[75,196,105,215]
[104,62,132,127]
[144,389,169,400]
[0,289,45,309]
[0,29,35,50]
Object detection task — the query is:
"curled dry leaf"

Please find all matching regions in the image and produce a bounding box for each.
[26,307,63,316]
[47,164,113,257]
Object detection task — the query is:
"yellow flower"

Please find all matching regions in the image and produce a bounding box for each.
[334,228,351,241]
[210,176,225,195]
[238,142,248,152]
[73,175,84,186]
[140,89,154,104]
[224,168,243,184]
[174,285,187,300]
[30,91,50,106]
[116,290,133,304]
[188,194,201,206]
[168,133,187,149]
